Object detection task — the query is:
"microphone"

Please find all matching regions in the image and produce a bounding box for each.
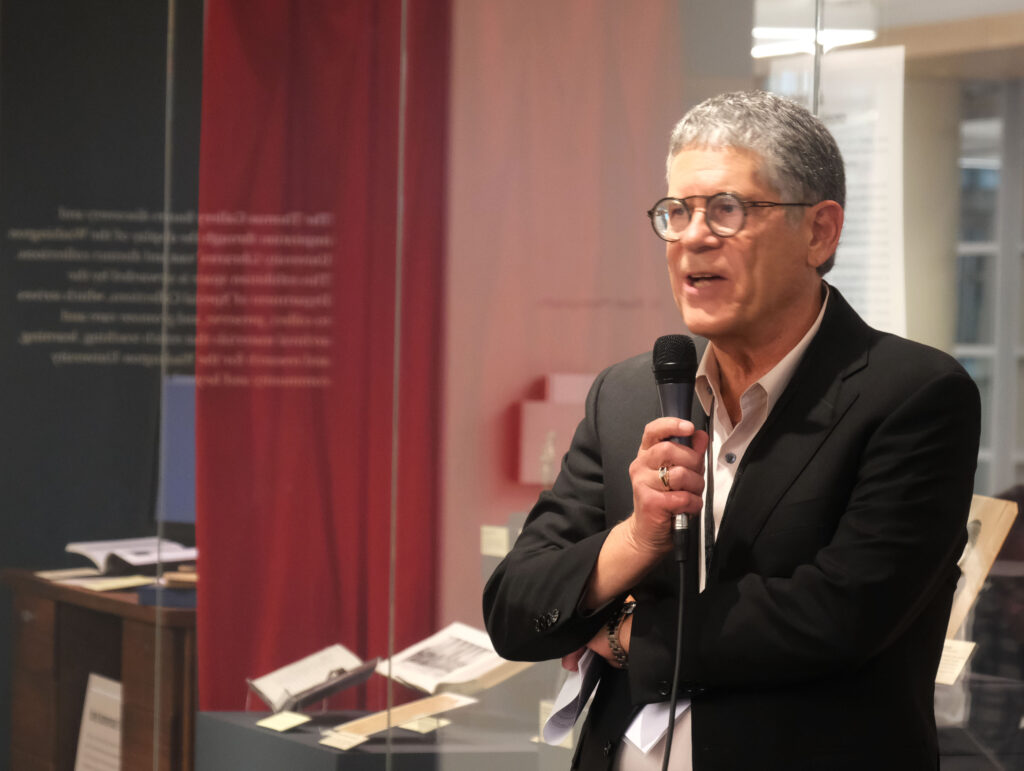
[652,335,697,562]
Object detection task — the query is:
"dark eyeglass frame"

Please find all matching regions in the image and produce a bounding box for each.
[646,192,814,241]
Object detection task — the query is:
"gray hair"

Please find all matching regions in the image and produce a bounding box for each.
[667,90,845,274]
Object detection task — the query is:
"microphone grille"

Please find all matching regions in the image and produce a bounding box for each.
[652,334,697,383]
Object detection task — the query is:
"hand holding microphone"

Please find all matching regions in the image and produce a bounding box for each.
[581,336,706,610]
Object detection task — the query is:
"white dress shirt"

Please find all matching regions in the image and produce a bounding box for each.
[614,288,830,770]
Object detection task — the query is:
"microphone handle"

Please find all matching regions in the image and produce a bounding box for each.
[656,381,694,562]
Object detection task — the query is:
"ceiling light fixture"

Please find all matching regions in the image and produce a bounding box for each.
[751,26,877,58]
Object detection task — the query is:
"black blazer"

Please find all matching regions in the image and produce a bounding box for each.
[483,287,981,770]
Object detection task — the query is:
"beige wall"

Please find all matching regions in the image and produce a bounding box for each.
[903,78,961,351]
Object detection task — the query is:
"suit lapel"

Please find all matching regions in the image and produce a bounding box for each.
[709,289,873,575]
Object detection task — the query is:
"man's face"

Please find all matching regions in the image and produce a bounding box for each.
[665,146,822,351]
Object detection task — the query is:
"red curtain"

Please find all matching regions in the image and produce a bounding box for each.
[195,0,448,710]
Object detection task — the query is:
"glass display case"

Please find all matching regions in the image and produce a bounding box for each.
[1,1,1022,769]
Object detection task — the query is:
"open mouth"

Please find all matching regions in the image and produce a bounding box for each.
[687,273,723,286]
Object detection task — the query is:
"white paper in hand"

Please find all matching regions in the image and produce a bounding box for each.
[542,650,602,745]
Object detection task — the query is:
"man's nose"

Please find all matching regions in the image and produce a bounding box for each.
[679,206,719,247]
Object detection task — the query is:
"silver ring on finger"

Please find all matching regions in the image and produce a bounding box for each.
[658,465,672,491]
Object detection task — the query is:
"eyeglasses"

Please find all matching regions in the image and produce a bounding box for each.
[646,192,813,241]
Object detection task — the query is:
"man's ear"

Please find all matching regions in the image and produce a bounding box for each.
[806,200,843,270]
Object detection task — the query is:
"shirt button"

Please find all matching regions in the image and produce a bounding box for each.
[602,741,614,757]
[725,452,737,464]
[657,680,671,697]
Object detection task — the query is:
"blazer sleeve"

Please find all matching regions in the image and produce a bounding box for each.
[483,364,631,662]
[663,363,981,689]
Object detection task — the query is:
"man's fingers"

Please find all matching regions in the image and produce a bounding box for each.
[561,647,586,672]
[639,417,698,449]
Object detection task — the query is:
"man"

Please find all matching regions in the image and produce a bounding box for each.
[483,90,980,770]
